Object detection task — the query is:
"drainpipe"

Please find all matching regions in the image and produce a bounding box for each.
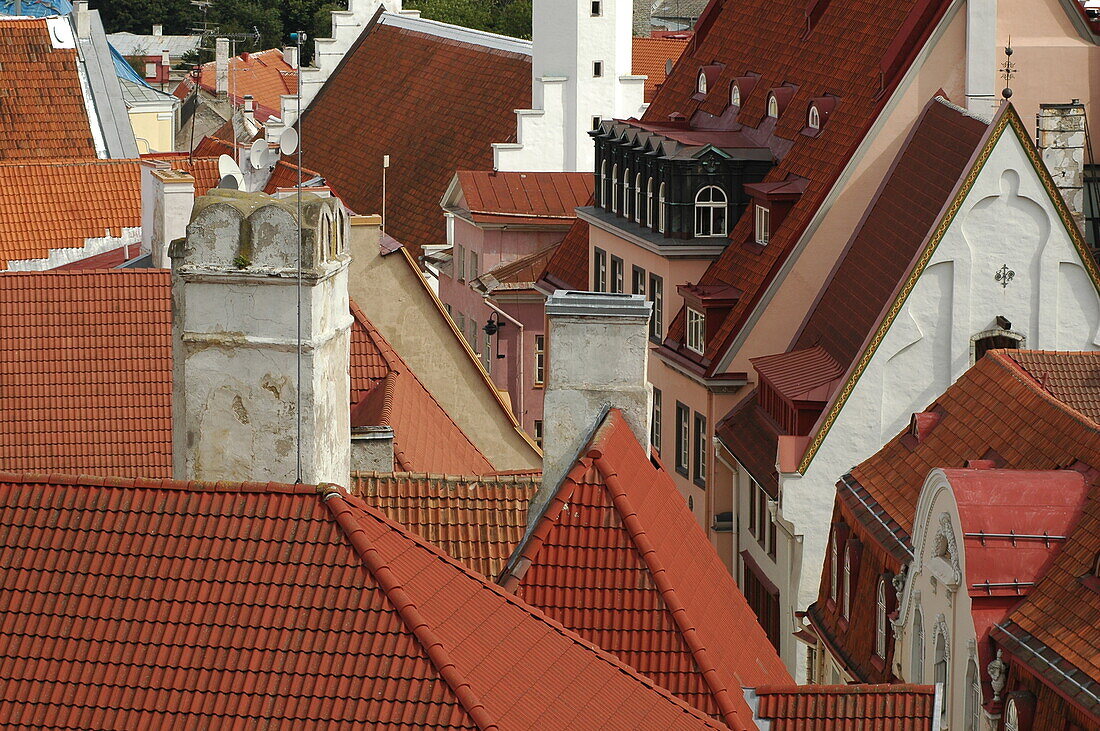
[484,297,524,426]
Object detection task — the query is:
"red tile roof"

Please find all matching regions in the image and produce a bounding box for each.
[294,17,531,258]
[353,471,538,577]
[0,472,727,729]
[501,408,792,728]
[0,271,491,477]
[50,244,138,270]
[751,684,936,730]
[750,345,844,402]
[647,0,955,373]
[632,36,690,101]
[0,18,98,161]
[174,48,297,122]
[455,171,592,226]
[537,215,591,290]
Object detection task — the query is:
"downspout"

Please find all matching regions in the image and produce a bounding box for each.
[484,297,525,424]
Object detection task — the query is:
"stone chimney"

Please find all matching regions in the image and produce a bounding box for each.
[152,24,163,36]
[215,38,230,97]
[140,162,195,268]
[537,291,652,516]
[73,1,90,39]
[283,45,300,70]
[351,425,395,472]
[170,189,352,486]
[1037,101,1087,234]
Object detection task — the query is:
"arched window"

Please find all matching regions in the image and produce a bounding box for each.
[808,105,820,129]
[623,168,631,218]
[965,659,980,730]
[911,609,924,682]
[646,178,654,228]
[611,164,620,214]
[697,71,707,95]
[830,534,839,604]
[767,94,779,118]
[842,545,852,619]
[1004,699,1019,731]
[657,182,667,234]
[599,160,608,208]
[934,630,949,724]
[694,185,727,237]
[634,172,643,223]
[730,83,740,106]
[875,578,887,657]
[972,329,1024,363]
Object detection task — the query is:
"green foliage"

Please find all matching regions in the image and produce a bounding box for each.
[403,0,531,37]
[494,0,532,39]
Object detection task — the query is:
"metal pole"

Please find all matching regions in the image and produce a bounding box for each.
[295,31,304,484]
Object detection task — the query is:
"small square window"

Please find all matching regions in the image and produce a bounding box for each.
[593,61,603,78]
[144,62,158,78]
[590,0,602,15]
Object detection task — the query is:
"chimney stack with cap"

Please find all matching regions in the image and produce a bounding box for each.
[1037,101,1087,236]
[215,38,230,97]
[140,161,195,268]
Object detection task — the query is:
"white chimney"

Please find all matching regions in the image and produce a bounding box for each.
[1037,101,1087,235]
[965,0,997,114]
[243,94,256,125]
[536,291,652,518]
[215,38,230,97]
[140,162,195,268]
[283,46,300,70]
[152,24,163,36]
[170,189,352,487]
[73,1,90,39]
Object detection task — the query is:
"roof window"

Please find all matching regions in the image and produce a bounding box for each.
[808,105,820,129]
[730,83,741,106]
[697,71,707,95]
[695,64,723,99]
[767,95,779,118]
[766,84,798,120]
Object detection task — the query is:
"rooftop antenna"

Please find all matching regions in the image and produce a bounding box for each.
[381,154,390,235]
[288,29,306,484]
[1000,38,1016,100]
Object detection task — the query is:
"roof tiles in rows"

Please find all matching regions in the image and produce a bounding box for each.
[632,36,690,101]
[0,473,727,729]
[295,15,531,258]
[751,684,936,730]
[456,171,592,225]
[174,48,297,122]
[353,471,537,578]
[0,271,490,478]
[538,215,591,291]
[644,0,954,372]
[0,17,98,161]
[501,408,791,729]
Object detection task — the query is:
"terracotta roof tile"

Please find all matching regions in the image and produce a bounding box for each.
[294,18,531,258]
[538,215,591,290]
[0,18,98,161]
[632,36,689,101]
[0,473,726,728]
[174,48,296,122]
[502,408,791,728]
[353,471,537,577]
[752,684,936,730]
[457,171,591,225]
[478,241,559,290]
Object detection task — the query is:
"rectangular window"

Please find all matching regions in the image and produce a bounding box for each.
[651,387,662,455]
[610,255,624,293]
[593,248,607,292]
[648,274,663,340]
[144,62,158,78]
[686,308,705,354]
[675,402,689,476]
[534,334,545,386]
[593,60,603,77]
[755,205,771,245]
[692,412,707,487]
[742,558,781,651]
[456,311,466,339]
[592,115,602,130]
[631,265,646,295]
[455,244,466,280]
[470,251,479,280]
[590,0,602,15]
[533,419,543,448]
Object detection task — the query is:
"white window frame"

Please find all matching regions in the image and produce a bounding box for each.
[145,61,158,78]
[1004,699,1019,731]
[599,160,607,207]
[697,71,707,95]
[657,182,667,233]
[767,94,779,118]
[634,172,643,223]
[533,419,543,447]
[730,83,740,106]
[611,163,619,214]
[686,308,705,354]
[808,105,820,129]
[830,535,839,603]
[694,185,727,238]
[646,178,654,227]
[534,334,545,386]
[623,167,631,218]
[755,205,771,245]
[842,545,852,620]
[875,578,887,658]
[593,248,607,292]
[649,273,663,340]
[651,387,662,454]
[610,255,624,294]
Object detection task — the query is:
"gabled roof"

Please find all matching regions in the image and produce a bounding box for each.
[451,171,592,226]
[500,408,791,728]
[353,470,538,577]
[0,472,727,729]
[643,0,956,373]
[749,684,936,730]
[0,271,491,477]
[173,48,297,122]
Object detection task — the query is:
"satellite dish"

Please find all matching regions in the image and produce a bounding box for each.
[280,127,299,156]
[249,138,273,170]
[217,154,244,190]
[217,174,240,190]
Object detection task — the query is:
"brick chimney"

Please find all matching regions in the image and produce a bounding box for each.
[140,162,195,268]
[535,291,652,521]
[215,38,230,97]
[1037,101,1087,235]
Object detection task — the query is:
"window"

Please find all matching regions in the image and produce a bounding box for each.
[646,178,654,227]
[692,412,707,487]
[658,182,667,233]
[470,251,479,280]
[631,265,646,295]
[622,168,631,218]
[912,609,924,682]
[455,244,466,280]
[590,0,602,15]
[934,632,949,724]
[694,185,728,237]
[599,160,607,207]
[875,578,887,658]
[649,274,663,340]
[610,255,624,293]
[768,512,777,559]
[651,387,662,454]
[808,105,820,129]
[593,60,603,77]
[742,559,781,651]
[534,334,545,386]
[675,402,689,476]
[456,312,466,339]
[730,83,741,106]
[973,331,1021,362]
[482,330,492,370]
[757,482,767,548]
[593,248,607,292]
[755,205,771,245]
[1004,699,1019,731]
[767,94,779,118]
[697,71,707,95]
[965,660,980,731]
[829,534,839,603]
[592,115,602,130]
[842,545,852,620]
[634,172,643,223]
[611,164,619,213]
[533,419,543,447]
[145,62,158,78]
[686,308,705,354]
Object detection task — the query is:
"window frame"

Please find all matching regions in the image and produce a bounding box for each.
[646,177,654,227]
[657,181,667,233]
[455,244,466,281]
[534,334,545,386]
[469,250,479,280]
[829,534,839,605]
[631,265,646,296]
[598,160,607,207]
[692,412,707,488]
[674,402,690,476]
[875,577,887,658]
[697,71,707,95]
[590,0,602,15]
[842,544,852,620]
[622,167,631,218]
[611,163,619,213]
[767,94,779,118]
[593,247,608,292]
[755,205,771,245]
[634,172,643,223]
[610,255,624,293]
[686,307,705,355]
[730,83,740,107]
[649,273,664,341]
[651,387,662,455]
[533,419,543,447]
[808,105,820,129]
[593,60,603,77]
[749,477,759,536]
[694,185,728,238]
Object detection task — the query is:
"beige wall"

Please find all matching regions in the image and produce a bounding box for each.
[348,215,542,472]
[129,108,175,154]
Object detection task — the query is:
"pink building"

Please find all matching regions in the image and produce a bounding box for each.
[439,171,592,442]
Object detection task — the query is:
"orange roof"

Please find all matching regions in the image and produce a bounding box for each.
[0,18,97,161]
[175,48,297,121]
[353,471,538,577]
[632,36,689,101]
[0,271,491,477]
[455,171,592,226]
[477,241,560,291]
[751,684,936,730]
[537,215,591,290]
[0,473,727,729]
[501,408,792,728]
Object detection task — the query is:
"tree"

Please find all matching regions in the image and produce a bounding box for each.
[494,0,531,39]
[90,0,197,35]
[403,0,494,32]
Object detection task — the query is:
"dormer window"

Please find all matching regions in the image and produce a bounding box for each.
[686,308,705,354]
[767,94,779,118]
[808,105,820,129]
[694,185,727,237]
[754,205,770,244]
[730,83,741,106]
[697,71,708,95]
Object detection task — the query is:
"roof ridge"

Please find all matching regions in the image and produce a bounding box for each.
[592,453,752,731]
[991,351,1100,431]
[320,490,500,731]
[353,470,542,484]
[754,683,935,695]
[0,471,323,494]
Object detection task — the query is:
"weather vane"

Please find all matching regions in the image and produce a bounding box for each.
[1000,38,1016,99]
